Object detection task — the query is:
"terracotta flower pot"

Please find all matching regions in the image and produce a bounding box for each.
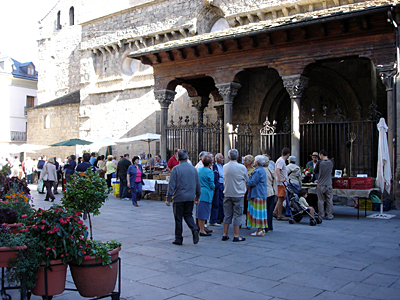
[31,259,67,296]
[69,247,120,297]
[4,223,23,234]
[0,245,27,268]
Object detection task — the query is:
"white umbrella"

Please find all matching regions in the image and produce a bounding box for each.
[368,118,395,219]
[89,137,118,151]
[116,133,160,155]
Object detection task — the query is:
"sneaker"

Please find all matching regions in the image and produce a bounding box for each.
[122,198,130,201]
[209,223,220,226]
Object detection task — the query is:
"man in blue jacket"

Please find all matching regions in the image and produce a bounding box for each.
[166,150,201,245]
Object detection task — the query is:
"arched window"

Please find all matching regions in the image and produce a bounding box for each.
[57,11,61,30]
[44,115,50,129]
[210,18,229,33]
[69,7,74,26]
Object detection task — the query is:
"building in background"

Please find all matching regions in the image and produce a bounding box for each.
[0,55,38,154]
[28,0,400,205]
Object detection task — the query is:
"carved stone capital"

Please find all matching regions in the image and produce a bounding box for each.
[376,63,397,91]
[215,82,241,104]
[282,75,309,99]
[191,96,209,112]
[154,89,176,108]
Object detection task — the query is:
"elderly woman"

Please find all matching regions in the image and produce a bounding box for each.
[263,154,278,233]
[247,155,267,236]
[286,155,302,188]
[40,157,58,202]
[243,154,255,216]
[106,155,117,189]
[127,156,144,207]
[197,155,215,236]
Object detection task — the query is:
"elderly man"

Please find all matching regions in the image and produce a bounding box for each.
[166,150,201,245]
[116,154,131,200]
[210,153,224,226]
[195,151,209,169]
[222,149,248,242]
[167,148,179,171]
[155,155,167,168]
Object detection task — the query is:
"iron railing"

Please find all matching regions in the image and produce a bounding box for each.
[229,123,254,158]
[10,131,27,142]
[260,103,381,177]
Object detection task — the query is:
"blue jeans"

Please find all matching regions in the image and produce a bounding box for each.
[210,184,224,224]
[26,174,33,184]
[131,182,142,205]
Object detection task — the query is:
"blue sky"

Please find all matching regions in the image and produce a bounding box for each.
[0,0,57,66]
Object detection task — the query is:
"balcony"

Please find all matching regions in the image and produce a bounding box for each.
[10,131,27,142]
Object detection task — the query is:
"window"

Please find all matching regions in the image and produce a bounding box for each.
[44,115,50,129]
[69,7,74,26]
[27,66,35,75]
[57,11,62,30]
[26,96,34,108]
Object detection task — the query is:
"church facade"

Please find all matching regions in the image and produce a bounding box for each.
[27,0,400,203]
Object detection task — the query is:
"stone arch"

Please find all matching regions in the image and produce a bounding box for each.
[196,4,226,35]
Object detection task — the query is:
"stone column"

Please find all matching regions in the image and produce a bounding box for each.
[191,96,209,154]
[214,103,224,154]
[377,64,396,175]
[154,89,176,161]
[216,82,241,160]
[282,75,309,164]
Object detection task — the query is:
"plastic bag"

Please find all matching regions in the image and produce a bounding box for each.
[37,180,44,192]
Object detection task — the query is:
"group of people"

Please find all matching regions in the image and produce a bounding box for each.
[166,147,335,245]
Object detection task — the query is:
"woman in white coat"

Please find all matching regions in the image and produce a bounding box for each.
[40,157,58,202]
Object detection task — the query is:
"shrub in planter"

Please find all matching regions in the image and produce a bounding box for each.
[0,167,30,197]
[62,169,109,240]
[0,225,28,268]
[15,205,89,296]
[0,192,34,223]
[69,240,122,297]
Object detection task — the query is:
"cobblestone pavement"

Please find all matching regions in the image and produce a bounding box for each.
[7,184,400,300]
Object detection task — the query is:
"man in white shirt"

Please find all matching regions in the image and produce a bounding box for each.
[222,149,248,242]
[274,148,290,221]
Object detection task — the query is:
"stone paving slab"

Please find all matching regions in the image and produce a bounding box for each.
[6,184,400,299]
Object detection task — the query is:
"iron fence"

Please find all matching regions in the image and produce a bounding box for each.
[260,103,381,176]
[229,123,254,158]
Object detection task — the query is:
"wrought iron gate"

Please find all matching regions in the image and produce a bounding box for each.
[166,116,222,163]
[229,123,254,158]
[260,104,381,177]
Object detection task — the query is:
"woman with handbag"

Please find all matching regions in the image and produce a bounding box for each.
[127,156,144,207]
[40,157,58,202]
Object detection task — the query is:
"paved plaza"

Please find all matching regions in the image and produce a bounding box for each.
[8,185,400,300]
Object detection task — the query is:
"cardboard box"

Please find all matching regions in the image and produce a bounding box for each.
[160,174,169,180]
[350,177,373,190]
[334,178,350,189]
[152,175,160,180]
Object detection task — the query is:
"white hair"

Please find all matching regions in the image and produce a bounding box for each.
[255,155,266,167]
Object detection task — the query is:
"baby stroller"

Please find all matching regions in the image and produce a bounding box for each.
[284,181,322,226]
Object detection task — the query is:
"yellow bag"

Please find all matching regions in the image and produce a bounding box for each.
[112,182,120,195]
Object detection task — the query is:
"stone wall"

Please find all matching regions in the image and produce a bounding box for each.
[26,104,80,160]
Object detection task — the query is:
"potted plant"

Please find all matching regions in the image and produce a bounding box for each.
[16,205,89,297]
[0,225,28,268]
[62,169,122,297]
[0,192,34,233]
[62,169,109,240]
[0,165,30,198]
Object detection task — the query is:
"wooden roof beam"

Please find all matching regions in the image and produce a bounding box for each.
[204,44,213,55]
[191,46,199,57]
[218,41,227,52]
[233,39,242,50]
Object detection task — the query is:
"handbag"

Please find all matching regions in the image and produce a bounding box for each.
[37,180,44,192]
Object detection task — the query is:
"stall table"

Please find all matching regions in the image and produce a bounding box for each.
[142,180,168,200]
[303,185,380,219]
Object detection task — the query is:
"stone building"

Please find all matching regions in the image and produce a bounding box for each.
[28,0,400,203]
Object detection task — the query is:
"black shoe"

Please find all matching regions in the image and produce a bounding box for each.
[172,240,182,245]
[51,198,55,202]
[39,192,45,194]
[204,228,213,234]
[44,199,49,201]
[200,232,212,236]
[222,236,229,241]
[232,237,246,242]
[193,230,199,244]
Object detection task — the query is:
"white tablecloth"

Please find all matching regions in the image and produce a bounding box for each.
[142,180,169,192]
